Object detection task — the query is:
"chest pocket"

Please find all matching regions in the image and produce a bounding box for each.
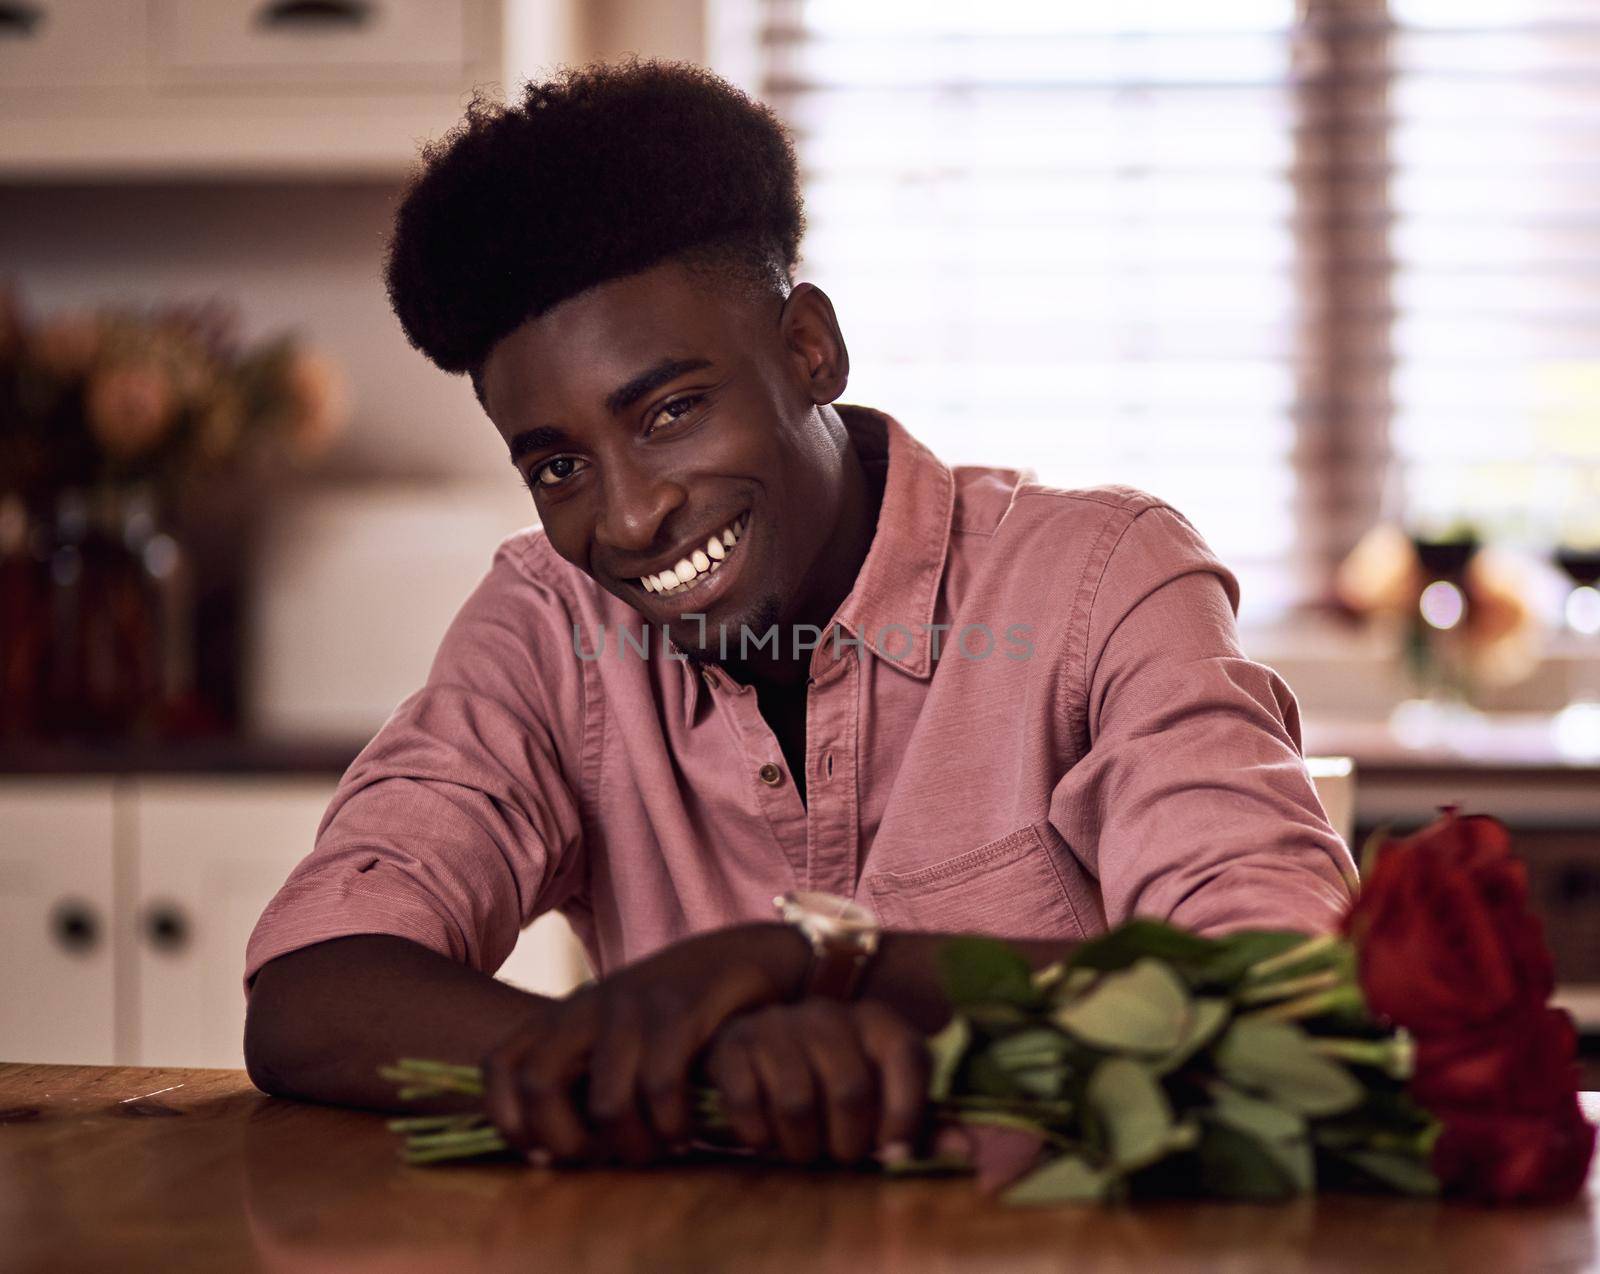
[865,825,1085,939]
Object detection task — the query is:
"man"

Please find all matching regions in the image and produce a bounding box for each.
[243,60,1355,1169]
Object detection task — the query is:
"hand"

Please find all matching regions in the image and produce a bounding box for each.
[479,923,809,1165]
[701,998,930,1166]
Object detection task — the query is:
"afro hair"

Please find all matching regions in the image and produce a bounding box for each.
[384,58,806,385]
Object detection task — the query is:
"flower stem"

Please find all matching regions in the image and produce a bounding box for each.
[1245,984,1365,1023]
[1309,1034,1415,1080]
[1244,933,1341,983]
[1235,968,1342,1005]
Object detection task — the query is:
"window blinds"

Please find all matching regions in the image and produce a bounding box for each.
[757,1,1309,623]
[754,0,1600,622]
[1379,0,1600,549]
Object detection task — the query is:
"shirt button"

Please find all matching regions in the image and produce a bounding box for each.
[757,763,784,787]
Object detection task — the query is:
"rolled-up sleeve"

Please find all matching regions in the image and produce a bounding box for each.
[1049,504,1357,936]
[242,536,590,998]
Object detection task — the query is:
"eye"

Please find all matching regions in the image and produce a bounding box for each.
[531,455,586,489]
[647,394,705,434]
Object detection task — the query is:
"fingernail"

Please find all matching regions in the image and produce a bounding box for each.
[525,1149,552,1168]
[877,1141,911,1167]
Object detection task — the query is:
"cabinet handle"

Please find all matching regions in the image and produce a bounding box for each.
[142,902,192,954]
[0,3,44,38]
[1553,863,1600,906]
[49,899,102,955]
[255,0,373,31]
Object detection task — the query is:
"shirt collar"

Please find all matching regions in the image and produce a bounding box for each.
[829,405,955,680]
[680,405,955,723]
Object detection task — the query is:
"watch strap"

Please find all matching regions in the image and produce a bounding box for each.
[803,943,871,1000]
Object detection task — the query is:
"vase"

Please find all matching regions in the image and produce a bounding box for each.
[1388,533,1483,750]
[1,486,195,741]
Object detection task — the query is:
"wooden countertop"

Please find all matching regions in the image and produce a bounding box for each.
[2,1064,1597,1273]
[0,737,362,777]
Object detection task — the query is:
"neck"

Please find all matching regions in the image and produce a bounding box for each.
[725,426,882,688]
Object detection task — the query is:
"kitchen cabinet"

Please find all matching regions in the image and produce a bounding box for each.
[0,779,119,1065]
[0,0,576,178]
[0,774,588,1068]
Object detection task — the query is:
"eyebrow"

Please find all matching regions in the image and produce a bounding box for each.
[505,357,715,464]
[604,357,713,416]
[507,424,577,464]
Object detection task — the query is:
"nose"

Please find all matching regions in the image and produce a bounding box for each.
[593,451,687,555]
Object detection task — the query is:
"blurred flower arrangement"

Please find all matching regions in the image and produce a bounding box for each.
[1335,522,1540,715]
[0,286,344,499]
[0,284,347,740]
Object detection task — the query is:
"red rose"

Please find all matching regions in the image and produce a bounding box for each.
[1430,1096,1597,1204]
[1343,809,1554,1036]
[1410,1006,1582,1117]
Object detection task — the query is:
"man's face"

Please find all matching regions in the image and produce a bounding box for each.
[479,259,852,663]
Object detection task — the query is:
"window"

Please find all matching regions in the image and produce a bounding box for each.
[1382,1,1600,550]
[736,0,1600,625]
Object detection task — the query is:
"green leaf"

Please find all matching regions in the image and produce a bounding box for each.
[988,1028,1071,1071]
[941,1094,1075,1124]
[1052,958,1193,1054]
[1195,930,1310,986]
[1066,919,1220,975]
[1195,1119,1304,1201]
[926,1015,971,1103]
[1150,997,1231,1077]
[1010,1065,1070,1100]
[1335,1148,1440,1197]
[939,936,1039,1009]
[1002,1154,1112,1205]
[965,1050,1022,1099]
[1358,823,1392,885]
[1212,1018,1365,1117]
[964,1003,1030,1031]
[958,1109,1057,1136]
[1086,1058,1174,1170]
[1207,1084,1313,1193]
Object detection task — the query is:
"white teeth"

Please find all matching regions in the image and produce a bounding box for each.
[640,515,749,595]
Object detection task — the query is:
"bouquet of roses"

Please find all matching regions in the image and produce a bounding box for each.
[382,809,1595,1205]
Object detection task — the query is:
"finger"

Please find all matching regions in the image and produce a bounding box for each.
[747,1018,823,1164]
[703,1031,771,1152]
[481,1034,541,1156]
[797,1002,879,1164]
[858,1002,930,1157]
[516,997,600,1162]
[586,998,659,1165]
[639,963,788,1145]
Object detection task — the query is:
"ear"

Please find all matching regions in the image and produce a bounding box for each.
[779,282,850,405]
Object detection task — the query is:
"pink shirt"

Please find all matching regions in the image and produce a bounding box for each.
[244,407,1356,996]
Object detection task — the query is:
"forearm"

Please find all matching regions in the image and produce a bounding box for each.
[243,933,551,1112]
[859,932,1078,1033]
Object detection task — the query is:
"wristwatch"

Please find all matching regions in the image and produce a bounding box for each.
[772,890,881,1000]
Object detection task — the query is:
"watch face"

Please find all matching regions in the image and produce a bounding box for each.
[776,890,878,937]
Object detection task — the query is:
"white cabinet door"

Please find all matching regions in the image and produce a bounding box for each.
[133,777,336,1070]
[0,779,119,1065]
[132,776,587,1068]
[153,0,468,86]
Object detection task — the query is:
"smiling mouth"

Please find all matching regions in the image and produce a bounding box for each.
[638,513,750,598]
